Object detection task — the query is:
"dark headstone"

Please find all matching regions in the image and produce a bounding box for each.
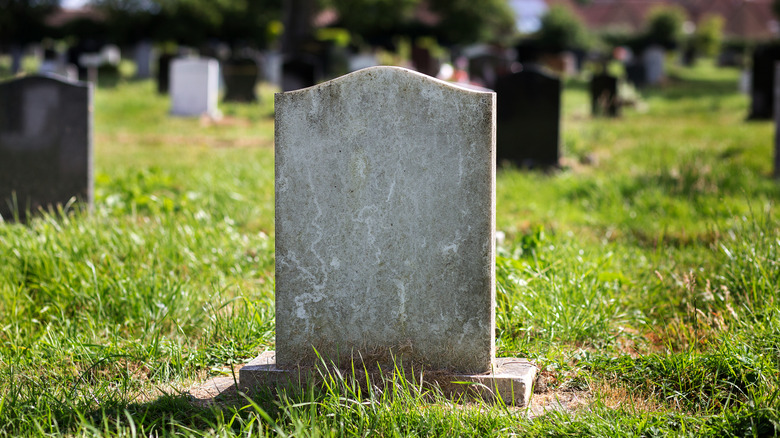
[281,56,319,91]
[749,44,780,120]
[411,44,439,77]
[495,65,561,169]
[0,76,92,221]
[157,53,175,94]
[590,73,620,117]
[222,57,260,103]
[625,61,646,88]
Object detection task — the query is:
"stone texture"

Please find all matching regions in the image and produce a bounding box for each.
[170,58,220,117]
[274,66,496,374]
[0,75,92,221]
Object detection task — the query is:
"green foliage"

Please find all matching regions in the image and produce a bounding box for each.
[692,14,724,57]
[536,5,592,52]
[0,0,58,43]
[427,0,516,45]
[644,4,687,49]
[1,59,780,436]
[327,0,418,40]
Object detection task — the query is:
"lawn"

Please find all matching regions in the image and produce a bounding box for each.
[0,59,779,436]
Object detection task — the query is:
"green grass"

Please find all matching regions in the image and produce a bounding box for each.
[1,58,779,436]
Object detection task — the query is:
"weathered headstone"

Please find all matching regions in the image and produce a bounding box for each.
[0,76,92,221]
[222,57,260,103]
[590,73,620,117]
[494,65,561,168]
[170,58,220,117]
[749,44,780,120]
[643,46,665,85]
[774,62,780,179]
[241,66,536,405]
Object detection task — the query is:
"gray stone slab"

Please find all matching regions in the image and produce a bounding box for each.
[274,66,496,374]
[0,75,92,221]
[170,58,220,117]
[240,351,536,406]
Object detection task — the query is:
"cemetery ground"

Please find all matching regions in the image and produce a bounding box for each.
[0,61,779,436]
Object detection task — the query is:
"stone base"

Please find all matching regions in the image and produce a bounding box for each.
[239,351,537,407]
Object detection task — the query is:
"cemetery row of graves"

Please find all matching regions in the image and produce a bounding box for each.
[0,50,779,435]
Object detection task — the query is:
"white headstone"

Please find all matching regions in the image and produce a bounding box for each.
[274,66,496,373]
[170,58,220,118]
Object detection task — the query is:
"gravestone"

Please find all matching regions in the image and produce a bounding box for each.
[468,53,511,90]
[643,46,665,85]
[494,65,561,168]
[749,44,780,120]
[281,56,319,91]
[222,57,260,103]
[0,76,92,221]
[134,41,154,79]
[775,63,780,179]
[156,53,174,94]
[240,66,536,405]
[625,61,646,88]
[170,58,220,117]
[590,73,620,117]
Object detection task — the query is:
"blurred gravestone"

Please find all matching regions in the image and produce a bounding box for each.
[643,46,665,85]
[495,65,561,168]
[134,41,154,79]
[0,76,92,221]
[240,66,536,406]
[281,56,318,91]
[222,57,260,103]
[170,58,220,117]
[590,73,620,117]
[774,63,780,179]
[749,44,780,120]
[157,53,174,94]
[625,61,646,88]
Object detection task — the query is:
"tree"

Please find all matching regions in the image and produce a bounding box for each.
[536,5,591,52]
[427,0,516,45]
[644,5,687,49]
[0,0,59,73]
[0,0,59,44]
[692,14,724,58]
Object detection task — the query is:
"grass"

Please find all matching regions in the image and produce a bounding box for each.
[1,57,779,436]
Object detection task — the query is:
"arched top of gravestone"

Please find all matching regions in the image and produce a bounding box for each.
[0,73,89,89]
[278,66,495,98]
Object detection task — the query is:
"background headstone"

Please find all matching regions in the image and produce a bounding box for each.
[274,67,495,373]
[281,56,319,91]
[0,76,92,221]
[134,41,154,79]
[222,57,260,103]
[775,62,780,179]
[590,73,620,117]
[157,53,174,94]
[643,46,665,86]
[494,65,561,168]
[749,44,780,120]
[170,58,220,117]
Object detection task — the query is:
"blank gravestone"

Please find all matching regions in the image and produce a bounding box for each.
[0,75,92,221]
[590,73,620,117]
[643,46,665,86]
[222,57,260,103]
[170,58,220,117]
[494,65,561,168]
[156,53,174,94]
[749,44,780,120]
[240,66,536,406]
